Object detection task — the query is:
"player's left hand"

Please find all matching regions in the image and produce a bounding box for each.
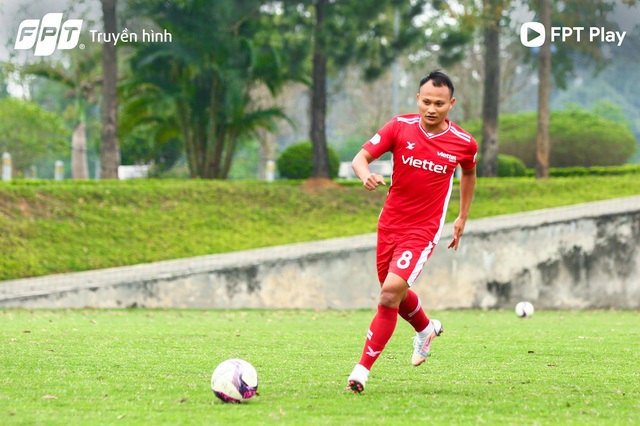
[448,217,467,251]
[447,237,458,250]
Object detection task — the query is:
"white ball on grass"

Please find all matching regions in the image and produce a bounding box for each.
[211,359,258,403]
[515,301,535,318]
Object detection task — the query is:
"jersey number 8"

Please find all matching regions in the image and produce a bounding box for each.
[397,251,413,269]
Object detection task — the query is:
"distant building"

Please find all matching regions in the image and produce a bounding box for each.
[118,165,150,180]
[338,160,392,179]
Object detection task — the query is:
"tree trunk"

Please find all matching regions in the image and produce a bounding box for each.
[71,122,89,179]
[178,103,198,178]
[100,0,120,179]
[221,130,239,179]
[480,0,501,178]
[536,0,551,179]
[257,128,276,180]
[310,0,331,179]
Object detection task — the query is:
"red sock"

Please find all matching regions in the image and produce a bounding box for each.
[398,290,430,332]
[357,305,399,370]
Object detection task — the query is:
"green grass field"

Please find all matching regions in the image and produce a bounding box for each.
[1,309,639,425]
[2,177,639,424]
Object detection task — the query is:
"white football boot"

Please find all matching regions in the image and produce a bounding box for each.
[411,319,443,366]
[346,364,370,394]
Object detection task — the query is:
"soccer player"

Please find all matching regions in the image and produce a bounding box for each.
[347,70,478,393]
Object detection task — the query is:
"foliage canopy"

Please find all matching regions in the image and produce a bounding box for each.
[0,98,70,176]
[123,0,304,179]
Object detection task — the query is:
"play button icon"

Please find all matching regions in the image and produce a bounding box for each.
[520,22,546,47]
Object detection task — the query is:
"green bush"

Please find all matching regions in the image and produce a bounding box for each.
[497,154,527,177]
[462,110,637,168]
[276,141,340,179]
[476,154,527,177]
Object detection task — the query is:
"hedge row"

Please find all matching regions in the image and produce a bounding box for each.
[524,163,640,178]
[461,110,637,168]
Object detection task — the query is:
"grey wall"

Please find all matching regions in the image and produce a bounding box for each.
[419,199,640,310]
[1,196,638,310]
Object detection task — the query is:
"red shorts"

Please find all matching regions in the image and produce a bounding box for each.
[376,230,436,286]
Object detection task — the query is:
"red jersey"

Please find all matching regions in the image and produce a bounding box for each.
[363,114,478,243]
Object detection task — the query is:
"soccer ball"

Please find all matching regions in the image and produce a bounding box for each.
[515,301,535,318]
[211,359,258,403]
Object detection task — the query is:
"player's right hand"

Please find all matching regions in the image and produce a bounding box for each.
[363,173,386,191]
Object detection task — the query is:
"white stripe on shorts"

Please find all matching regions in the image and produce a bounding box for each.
[407,241,434,286]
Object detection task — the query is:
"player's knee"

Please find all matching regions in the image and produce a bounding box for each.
[379,288,403,308]
[379,273,408,307]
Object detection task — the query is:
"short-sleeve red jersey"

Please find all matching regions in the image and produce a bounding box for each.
[363,114,478,243]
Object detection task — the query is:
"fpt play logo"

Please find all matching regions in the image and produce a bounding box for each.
[520,21,626,47]
[14,13,83,56]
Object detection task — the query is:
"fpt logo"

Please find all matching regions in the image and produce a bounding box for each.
[14,13,83,56]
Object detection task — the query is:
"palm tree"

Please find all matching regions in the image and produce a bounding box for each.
[124,0,299,179]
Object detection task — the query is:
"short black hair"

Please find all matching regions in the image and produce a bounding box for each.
[419,70,454,97]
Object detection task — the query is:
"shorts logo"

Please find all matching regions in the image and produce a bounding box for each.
[14,13,83,56]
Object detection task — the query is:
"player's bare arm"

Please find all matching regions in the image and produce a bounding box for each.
[448,165,476,250]
[352,148,386,191]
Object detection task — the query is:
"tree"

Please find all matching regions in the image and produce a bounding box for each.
[444,0,523,178]
[123,0,302,179]
[536,0,551,179]
[451,0,637,177]
[0,98,70,175]
[118,79,183,172]
[0,63,9,99]
[100,0,120,179]
[525,0,639,178]
[21,40,102,180]
[309,0,330,179]
[480,0,505,177]
[277,0,429,179]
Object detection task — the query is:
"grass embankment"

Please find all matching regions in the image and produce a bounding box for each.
[1,175,639,281]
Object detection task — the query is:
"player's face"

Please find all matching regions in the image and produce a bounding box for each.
[416,81,455,133]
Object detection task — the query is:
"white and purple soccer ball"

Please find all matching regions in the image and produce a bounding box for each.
[515,301,535,318]
[211,359,258,403]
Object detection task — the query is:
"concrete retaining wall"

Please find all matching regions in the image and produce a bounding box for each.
[1,196,639,310]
